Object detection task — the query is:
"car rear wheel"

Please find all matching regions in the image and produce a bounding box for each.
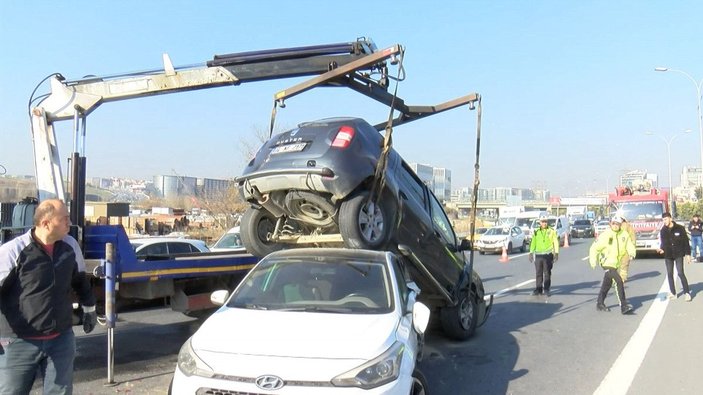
[439,288,478,340]
[411,368,429,395]
[240,206,284,257]
[339,190,391,249]
[520,241,526,252]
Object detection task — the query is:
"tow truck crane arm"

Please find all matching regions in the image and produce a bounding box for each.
[29,38,479,228]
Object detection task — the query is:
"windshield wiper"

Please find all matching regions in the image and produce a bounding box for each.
[231,303,269,310]
[275,306,355,313]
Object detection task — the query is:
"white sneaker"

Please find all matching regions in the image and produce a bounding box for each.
[685,293,692,302]
[668,293,677,300]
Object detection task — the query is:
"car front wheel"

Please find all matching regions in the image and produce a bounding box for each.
[439,288,478,340]
[411,368,429,395]
[339,190,391,249]
[240,206,284,257]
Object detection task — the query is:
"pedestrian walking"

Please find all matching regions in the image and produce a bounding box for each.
[528,217,559,296]
[688,213,703,262]
[589,216,635,314]
[657,212,693,301]
[0,199,97,395]
[618,217,636,282]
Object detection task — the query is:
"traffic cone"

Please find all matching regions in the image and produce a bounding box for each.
[499,245,509,263]
[564,234,570,248]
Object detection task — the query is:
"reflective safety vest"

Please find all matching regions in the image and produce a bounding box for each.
[530,227,559,254]
[589,228,635,269]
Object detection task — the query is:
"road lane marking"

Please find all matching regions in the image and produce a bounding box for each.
[593,279,670,395]
[485,279,535,301]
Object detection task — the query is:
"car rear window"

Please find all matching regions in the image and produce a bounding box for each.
[574,220,591,225]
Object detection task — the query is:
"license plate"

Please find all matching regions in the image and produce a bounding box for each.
[636,241,645,247]
[271,142,307,154]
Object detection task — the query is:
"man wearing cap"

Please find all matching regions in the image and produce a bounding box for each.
[688,213,703,262]
[658,212,692,301]
[528,218,559,296]
[589,216,635,314]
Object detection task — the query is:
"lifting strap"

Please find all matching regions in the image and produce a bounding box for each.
[468,96,483,246]
[368,49,405,207]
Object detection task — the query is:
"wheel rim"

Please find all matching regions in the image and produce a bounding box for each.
[459,294,474,330]
[358,199,384,242]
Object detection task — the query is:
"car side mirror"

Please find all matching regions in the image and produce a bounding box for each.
[412,301,431,335]
[459,238,472,251]
[210,290,230,306]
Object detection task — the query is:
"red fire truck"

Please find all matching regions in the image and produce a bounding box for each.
[608,185,668,252]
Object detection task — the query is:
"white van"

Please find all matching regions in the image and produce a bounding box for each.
[527,216,571,246]
[210,226,247,252]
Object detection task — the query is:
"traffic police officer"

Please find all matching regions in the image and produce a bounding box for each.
[528,218,559,296]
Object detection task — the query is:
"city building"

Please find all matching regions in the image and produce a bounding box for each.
[433,168,451,202]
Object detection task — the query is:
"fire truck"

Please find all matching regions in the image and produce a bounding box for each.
[608,184,668,252]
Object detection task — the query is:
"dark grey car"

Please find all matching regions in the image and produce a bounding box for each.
[570,219,594,238]
[236,117,491,339]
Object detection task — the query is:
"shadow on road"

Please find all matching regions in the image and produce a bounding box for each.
[418,300,561,395]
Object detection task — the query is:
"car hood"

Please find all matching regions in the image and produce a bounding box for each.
[192,307,399,360]
[479,235,509,242]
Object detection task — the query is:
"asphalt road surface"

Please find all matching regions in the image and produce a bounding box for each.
[32,239,703,394]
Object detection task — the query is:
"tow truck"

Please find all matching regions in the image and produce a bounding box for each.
[609,183,669,252]
[20,38,482,317]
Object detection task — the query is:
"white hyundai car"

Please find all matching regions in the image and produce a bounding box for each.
[170,248,430,394]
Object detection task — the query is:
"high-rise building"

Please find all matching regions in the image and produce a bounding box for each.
[433,168,451,202]
[681,166,702,189]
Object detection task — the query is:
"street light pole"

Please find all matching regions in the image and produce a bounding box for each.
[655,67,703,190]
[644,129,692,209]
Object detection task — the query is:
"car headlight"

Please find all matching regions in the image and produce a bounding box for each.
[331,342,404,389]
[177,338,215,378]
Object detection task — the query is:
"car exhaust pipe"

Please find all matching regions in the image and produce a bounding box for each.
[250,186,286,218]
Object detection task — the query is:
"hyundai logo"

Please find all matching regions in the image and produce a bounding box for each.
[255,375,285,390]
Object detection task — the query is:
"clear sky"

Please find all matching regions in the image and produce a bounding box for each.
[2,1,703,196]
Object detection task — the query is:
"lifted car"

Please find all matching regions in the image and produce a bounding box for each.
[236,117,491,339]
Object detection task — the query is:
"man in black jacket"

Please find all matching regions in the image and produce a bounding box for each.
[657,212,692,301]
[0,199,97,394]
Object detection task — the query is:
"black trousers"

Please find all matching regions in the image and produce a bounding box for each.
[665,257,690,294]
[598,268,626,306]
[534,253,554,292]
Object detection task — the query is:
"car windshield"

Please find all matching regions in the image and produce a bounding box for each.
[485,227,510,236]
[515,218,534,227]
[574,220,591,226]
[213,233,243,249]
[228,257,393,314]
[614,202,665,220]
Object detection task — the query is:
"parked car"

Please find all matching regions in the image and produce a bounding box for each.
[594,219,611,238]
[236,117,491,339]
[171,248,431,394]
[210,226,246,252]
[130,237,210,258]
[570,219,594,238]
[474,225,526,254]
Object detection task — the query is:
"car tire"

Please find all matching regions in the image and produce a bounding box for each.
[439,288,478,340]
[284,190,336,228]
[507,242,513,254]
[411,368,429,395]
[520,241,526,253]
[339,190,392,249]
[479,251,485,255]
[240,206,284,257]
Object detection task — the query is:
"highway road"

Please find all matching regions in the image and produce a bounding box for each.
[38,238,703,394]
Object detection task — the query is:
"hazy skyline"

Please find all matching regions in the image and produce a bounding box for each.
[2,1,703,196]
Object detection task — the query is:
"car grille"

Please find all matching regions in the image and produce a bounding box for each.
[197,389,265,395]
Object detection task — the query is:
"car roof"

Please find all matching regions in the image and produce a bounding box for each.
[130,237,208,247]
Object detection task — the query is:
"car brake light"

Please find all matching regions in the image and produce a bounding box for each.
[331,126,355,148]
